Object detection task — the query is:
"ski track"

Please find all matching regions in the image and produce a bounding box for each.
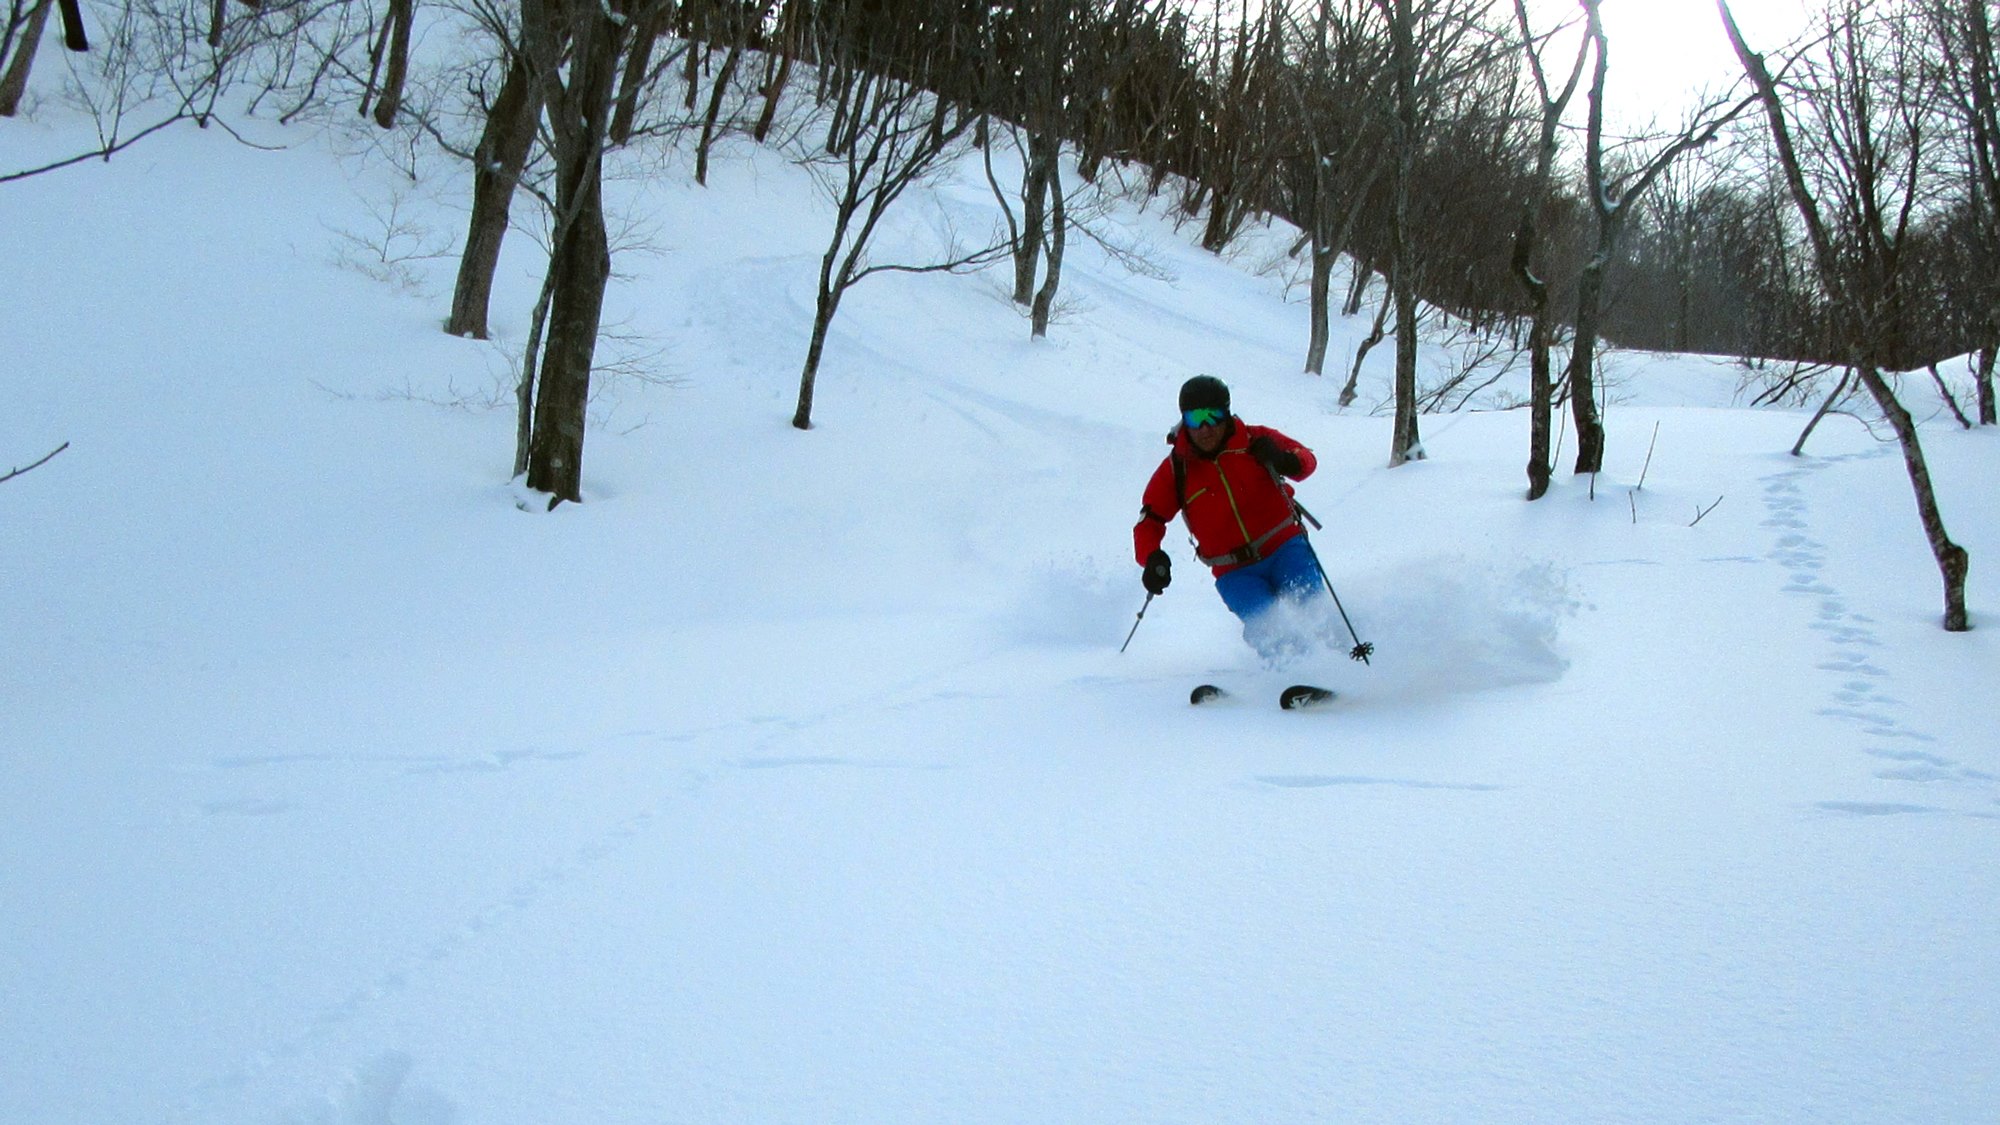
[1760,454,2000,821]
[169,650,1004,1123]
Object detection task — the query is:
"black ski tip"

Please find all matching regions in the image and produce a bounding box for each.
[1190,684,1225,705]
[1279,685,1336,710]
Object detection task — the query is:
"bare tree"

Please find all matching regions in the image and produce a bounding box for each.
[1191,2,1290,254]
[1364,0,1501,463]
[1563,0,1751,476]
[1374,0,1424,466]
[1977,347,1998,424]
[445,15,549,340]
[1340,280,1391,404]
[1017,0,1097,340]
[1029,150,1068,337]
[1271,0,1392,379]
[695,0,773,185]
[1509,0,1588,499]
[2,0,90,116]
[750,0,809,143]
[607,0,671,145]
[361,0,414,127]
[4,0,368,183]
[1929,0,2000,423]
[1723,0,1971,631]
[518,0,634,502]
[1000,0,1078,328]
[790,54,990,429]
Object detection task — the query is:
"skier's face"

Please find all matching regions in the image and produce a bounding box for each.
[1188,417,1229,455]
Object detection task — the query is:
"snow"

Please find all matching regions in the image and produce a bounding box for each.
[5,89,1999,1125]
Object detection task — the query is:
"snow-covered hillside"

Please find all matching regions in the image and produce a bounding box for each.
[4,90,1997,1124]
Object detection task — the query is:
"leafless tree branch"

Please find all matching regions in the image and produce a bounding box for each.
[1,441,70,483]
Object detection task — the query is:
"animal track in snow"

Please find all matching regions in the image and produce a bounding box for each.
[1760,457,1996,820]
[1257,774,1503,793]
[274,1050,457,1125]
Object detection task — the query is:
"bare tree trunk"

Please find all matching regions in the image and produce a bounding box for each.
[372,0,414,129]
[683,38,702,113]
[794,262,840,430]
[1342,282,1392,408]
[1200,187,1240,252]
[608,3,666,146]
[1388,260,1422,463]
[360,4,394,119]
[1381,0,1422,466]
[1567,3,1616,478]
[752,9,797,144]
[1978,346,1997,425]
[1524,313,1554,498]
[527,182,610,503]
[515,264,557,477]
[1304,153,1385,377]
[1566,0,1743,476]
[0,0,53,117]
[829,70,875,156]
[1305,244,1335,375]
[1030,156,1066,338]
[447,53,542,339]
[1940,1,1999,425]
[1342,256,1372,316]
[1790,365,1853,456]
[522,0,628,504]
[695,41,745,185]
[1511,0,1590,500]
[1929,364,1975,428]
[1014,132,1054,306]
[1859,364,1971,630]
[54,0,82,50]
[1566,240,1610,475]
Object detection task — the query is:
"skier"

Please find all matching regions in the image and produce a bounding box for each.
[1134,375,1332,666]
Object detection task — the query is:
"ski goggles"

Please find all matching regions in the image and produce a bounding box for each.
[1182,407,1227,429]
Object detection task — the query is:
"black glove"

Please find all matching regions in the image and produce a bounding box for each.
[1248,435,1303,477]
[1142,549,1172,595]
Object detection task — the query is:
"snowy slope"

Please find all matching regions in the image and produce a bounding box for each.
[4,95,1998,1124]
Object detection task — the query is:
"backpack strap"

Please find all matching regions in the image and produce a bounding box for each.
[1195,461,1312,569]
[1264,461,1323,531]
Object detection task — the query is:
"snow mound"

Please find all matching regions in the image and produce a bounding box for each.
[1349,555,1577,699]
[1004,554,1138,647]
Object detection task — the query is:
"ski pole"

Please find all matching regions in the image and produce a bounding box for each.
[1296,525,1374,665]
[1119,591,1155,653]
[1265,464,1372,663]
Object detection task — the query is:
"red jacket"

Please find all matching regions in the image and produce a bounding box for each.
[1134,419,1317,575]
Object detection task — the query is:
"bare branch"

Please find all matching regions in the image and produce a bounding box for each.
[1,442,70,483]
[0,112,189,184]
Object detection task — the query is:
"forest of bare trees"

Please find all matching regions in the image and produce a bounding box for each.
[5,0,1993,619]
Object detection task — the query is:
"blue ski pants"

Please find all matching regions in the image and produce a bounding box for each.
[1212,536,1331,662]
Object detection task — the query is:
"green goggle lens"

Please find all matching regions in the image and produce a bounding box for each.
[1183,407,1226,429]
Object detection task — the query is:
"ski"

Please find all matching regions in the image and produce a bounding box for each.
[1279,684,1336,710]
[1191,684,1336,709]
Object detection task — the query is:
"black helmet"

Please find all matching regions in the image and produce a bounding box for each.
[1178,375,1230,414]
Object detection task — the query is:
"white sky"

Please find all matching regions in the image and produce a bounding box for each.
[1531,0,1819,124]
